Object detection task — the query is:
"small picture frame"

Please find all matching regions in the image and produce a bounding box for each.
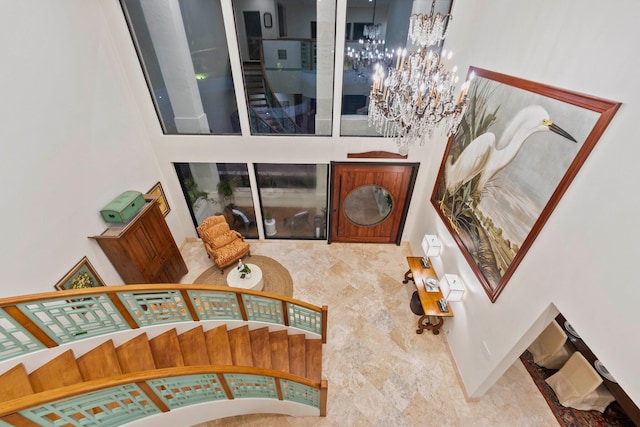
[264,12,273,28]
[147,181,170,217]
[55,256,105,291]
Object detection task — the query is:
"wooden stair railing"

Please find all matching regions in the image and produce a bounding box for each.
[0,284,327,363]
[0,285,328,425]
[0,323,326,424]
[0,366,327,425]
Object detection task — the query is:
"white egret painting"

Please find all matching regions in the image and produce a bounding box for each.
[432,67,620,302]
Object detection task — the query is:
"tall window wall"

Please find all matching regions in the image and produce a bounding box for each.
[175,163,329,240]
[122,0,451,137]
[122,0,336,136]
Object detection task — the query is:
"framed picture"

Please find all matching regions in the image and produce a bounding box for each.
[147,181,170,217]
[263,12,273,28]
[431,67,620,302]
[55,256,105,291]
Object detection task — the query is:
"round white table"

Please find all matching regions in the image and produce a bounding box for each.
[226,264,263,291]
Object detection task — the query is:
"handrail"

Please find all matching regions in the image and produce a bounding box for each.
[0,284,327,363]
[256,41,306,134]
[248,105,286,134]
[0,366,327,422]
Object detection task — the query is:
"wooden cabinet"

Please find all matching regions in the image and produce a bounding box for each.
[91,197,188,284]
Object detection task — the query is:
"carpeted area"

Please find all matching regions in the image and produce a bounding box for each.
[520,350,635,426]
[193,255,293,298]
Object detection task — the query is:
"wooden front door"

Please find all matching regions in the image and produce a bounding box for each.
[330,162,419,244]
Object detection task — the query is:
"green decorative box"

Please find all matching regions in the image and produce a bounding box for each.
[100,191,145,223]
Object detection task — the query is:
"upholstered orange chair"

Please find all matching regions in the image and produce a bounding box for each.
[197,215,250,272]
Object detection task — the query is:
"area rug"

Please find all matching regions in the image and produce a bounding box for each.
[193,255,293,298]
[520,350,635,426]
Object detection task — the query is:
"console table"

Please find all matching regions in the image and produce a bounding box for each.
[403,256,453,335]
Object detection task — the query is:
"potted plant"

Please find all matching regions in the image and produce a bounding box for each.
[237,260,252,278]
[264,210,277,236]
[216,176,238,206]
[184,178,208,206]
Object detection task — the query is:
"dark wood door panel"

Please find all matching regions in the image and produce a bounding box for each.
[330,162,418,244]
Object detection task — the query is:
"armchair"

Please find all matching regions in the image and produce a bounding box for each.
[197,215,250,273]
[545,351,615,412]
[527,320,574,369]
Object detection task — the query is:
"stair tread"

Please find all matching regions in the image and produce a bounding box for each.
[0,364,34,402]
[76,340,122,381]
[269,330,290,373]
[288,335,306,378]
[306,339,323,382]
[249,327,272,370]
[149,329,185,369]
[179,326,210,366]
[29,350,83,392]
[205,325,233,366]
[228,326,254,366]
[116,333,156,373]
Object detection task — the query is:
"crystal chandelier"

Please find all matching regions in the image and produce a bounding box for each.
[345,38,389,79]
[408,0,452,48]
[367,0,472,155]
[344,0,390,79]
[363,23,381,40]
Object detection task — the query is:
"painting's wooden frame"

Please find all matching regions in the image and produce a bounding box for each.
[54,256,105,291]
[263,12,273,28]
[147,181,170,217]
[431,67,620,302]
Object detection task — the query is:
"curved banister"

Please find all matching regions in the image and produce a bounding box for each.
[0,365,320,414]
[0,284,327,363]
[0,366,327,422]
[0,285,329,424]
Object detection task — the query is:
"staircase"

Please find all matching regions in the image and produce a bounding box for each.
[243,62,285,133]
[243,61,305,134]
[0,325,323,425]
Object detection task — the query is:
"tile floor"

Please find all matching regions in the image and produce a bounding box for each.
[181,240,557,426]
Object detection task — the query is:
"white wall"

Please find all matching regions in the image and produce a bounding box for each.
[407,0,640,404]
[0,1,168,296]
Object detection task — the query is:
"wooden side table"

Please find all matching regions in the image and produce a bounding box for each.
[403,256,453,335]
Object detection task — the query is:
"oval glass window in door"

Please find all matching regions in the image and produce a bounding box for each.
[343,185,394,226]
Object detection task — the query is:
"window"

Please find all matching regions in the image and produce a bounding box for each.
[174,163,258,239]
[232,0,335,136]
[255,164,328,239]
[122,0,239,134]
